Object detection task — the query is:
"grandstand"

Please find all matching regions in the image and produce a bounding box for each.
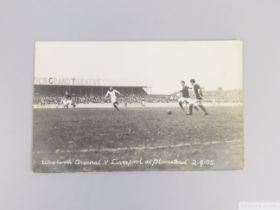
[33,77,242,107]
[34,77,149,95]
[33,77,150,105]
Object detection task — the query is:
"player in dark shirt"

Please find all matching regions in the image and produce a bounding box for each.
[178,81,193,111]
[189,79,208,115]
[181,85,190,98]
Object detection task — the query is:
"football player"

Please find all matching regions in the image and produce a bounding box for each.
[63,91,76,108]
[105,87,121,111]
[189,79,208,115]
[178,81,193,113]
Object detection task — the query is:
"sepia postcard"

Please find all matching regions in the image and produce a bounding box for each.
[32,41,243,173]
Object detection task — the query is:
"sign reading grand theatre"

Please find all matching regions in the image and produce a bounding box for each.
[34,77,148,87]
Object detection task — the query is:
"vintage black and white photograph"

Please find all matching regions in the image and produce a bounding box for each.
[32,41,243,172]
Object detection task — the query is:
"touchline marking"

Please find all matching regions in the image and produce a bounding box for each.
[33,139,242,155]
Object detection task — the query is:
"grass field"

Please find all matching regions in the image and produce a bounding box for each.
[32,106,243,172]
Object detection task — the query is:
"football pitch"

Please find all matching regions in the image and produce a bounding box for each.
[32,106,243,172]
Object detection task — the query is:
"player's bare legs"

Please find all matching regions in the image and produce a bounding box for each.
[179,101,185,110]
[187,104,208,115]
[187,104,193,115]
[113,102,120,111]
[199,104,208,115]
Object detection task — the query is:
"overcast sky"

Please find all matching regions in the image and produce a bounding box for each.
[35,41,242,94]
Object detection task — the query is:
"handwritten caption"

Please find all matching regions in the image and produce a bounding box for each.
[41,158,214,168]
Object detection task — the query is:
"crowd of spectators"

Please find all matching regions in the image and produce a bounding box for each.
[203,90,243,103]
[33,95,63,105]
[33,91,242,106]
[33,94,176,105]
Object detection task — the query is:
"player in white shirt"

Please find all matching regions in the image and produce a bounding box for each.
[105,87,121,111]
[62,91,76,108]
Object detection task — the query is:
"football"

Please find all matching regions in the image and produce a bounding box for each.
[167,109,172,115]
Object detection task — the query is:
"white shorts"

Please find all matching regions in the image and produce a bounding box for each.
[178,97,193,104]
[63,99,72,106]
[111,96,117,104]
